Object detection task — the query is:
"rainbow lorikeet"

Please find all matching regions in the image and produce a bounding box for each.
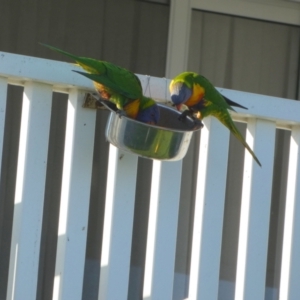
[41,43,159,124]
[169,72,261,166]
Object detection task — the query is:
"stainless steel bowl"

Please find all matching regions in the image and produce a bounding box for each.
[105,103,202,161]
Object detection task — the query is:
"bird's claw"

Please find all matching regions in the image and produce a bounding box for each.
[178,110,203,129]
[178,110,191,121]
[116,109,126,119]
[191,117,204,129]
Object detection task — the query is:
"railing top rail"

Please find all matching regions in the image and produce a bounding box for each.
[0,51,299,129]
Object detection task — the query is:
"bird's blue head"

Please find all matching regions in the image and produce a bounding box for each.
[136,103,160,125]
[170,82,192,110]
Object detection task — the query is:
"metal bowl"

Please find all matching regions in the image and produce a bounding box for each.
[105,103,202,161]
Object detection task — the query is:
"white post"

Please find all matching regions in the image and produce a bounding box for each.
[235,119,276,300]
[98,145,138,300]
[143,160,182,300]
[280,125,300,300]
[53,89,96,300]
[0,77,7,180]
[188,117,230,300]
[7,82,52,300]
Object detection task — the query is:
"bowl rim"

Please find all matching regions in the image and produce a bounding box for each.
[103,101,202,133]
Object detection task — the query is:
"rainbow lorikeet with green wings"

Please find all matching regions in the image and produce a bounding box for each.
[169,72,261,166]
[41,44,159,124]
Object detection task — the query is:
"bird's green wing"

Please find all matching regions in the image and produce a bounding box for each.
[103,62,143,99]
[73,71,142,100]
[40,43,106,74]
[194,74,248,112]
[41,43,142,99]
[194,75,229,108]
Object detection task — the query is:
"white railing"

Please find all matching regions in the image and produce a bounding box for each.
[0,52,299,300]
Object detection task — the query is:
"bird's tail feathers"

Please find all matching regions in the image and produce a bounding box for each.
[219,113,261,167]
[40,43,102,74]
[223,95,248,110]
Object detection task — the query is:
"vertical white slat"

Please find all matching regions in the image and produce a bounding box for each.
[7,82,52,300]
[235,119,276,300]
[187,116,230,300]
[98,145,138,300]
[143,160,182,300]
[52,89,96,300]
[0,77,8,178]
[280,125,300,300]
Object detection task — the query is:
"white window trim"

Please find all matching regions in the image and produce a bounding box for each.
[166,0,300,77]
[191,0,300,25]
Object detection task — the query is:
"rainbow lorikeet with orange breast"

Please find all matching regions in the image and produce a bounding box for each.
[41,43,159,124]
[169,72,261,166]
